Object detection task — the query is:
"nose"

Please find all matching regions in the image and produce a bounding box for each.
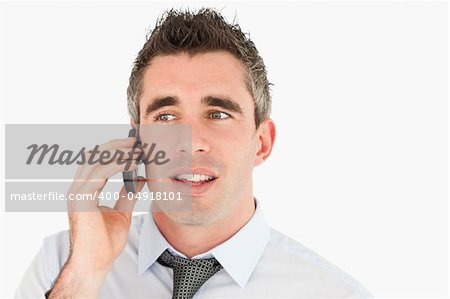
[191,123,210,155]
[178,120,210,155]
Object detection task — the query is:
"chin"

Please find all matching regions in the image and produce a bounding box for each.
[164,205,222,226]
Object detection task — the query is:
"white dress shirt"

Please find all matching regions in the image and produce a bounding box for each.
[16,201,372,298]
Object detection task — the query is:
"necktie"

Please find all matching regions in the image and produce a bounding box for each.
[157,249,223,299]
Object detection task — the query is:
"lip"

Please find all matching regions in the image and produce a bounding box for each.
[169,167,218,178]
[169,177,217,197]
[168,168,218,197]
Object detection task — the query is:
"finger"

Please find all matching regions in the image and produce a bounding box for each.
[75,135,138,179]
[96,137,138,152]
[68,159,140,213]
[77,146,142,180]
[77,159,140,193]
[75,137,137,179]
[67,138,141,212]
[114,176,146,217]
[85,146,142,163]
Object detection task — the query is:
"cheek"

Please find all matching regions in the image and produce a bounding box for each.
[204,120,256,161]
[230,136,257,171]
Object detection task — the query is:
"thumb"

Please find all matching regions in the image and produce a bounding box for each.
[114,176,146,216]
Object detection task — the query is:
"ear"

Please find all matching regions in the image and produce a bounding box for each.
[254,118,276,167]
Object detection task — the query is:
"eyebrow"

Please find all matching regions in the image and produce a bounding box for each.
[201,96,243,114]
[144,95,243,115]
[145,96,181,115]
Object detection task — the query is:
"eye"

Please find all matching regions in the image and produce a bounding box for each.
[209,111,231,120]
[154,113,177,122]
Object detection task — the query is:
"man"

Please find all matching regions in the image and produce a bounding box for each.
[16,8,372,298]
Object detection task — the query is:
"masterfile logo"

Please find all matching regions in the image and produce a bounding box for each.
[4,124,193,212]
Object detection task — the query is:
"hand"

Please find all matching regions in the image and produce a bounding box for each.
[48,137,145,298]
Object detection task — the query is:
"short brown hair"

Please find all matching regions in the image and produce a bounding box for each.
[127,8,272,128]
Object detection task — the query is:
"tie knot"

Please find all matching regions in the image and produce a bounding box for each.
[157,249,223,299]
[157,249,221,269]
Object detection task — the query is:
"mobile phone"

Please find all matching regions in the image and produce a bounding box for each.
[122,127,141,193]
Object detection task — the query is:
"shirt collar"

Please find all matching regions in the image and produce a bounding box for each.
[138,199,271,288]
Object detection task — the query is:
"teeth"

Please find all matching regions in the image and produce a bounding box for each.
[175,174,214,182]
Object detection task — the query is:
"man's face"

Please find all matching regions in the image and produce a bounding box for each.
[138,51,266,225]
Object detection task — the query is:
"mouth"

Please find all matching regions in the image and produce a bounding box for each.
[172,173,217,185]
[169,168,218,196]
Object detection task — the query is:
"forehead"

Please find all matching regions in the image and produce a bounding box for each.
[140,51,252,106]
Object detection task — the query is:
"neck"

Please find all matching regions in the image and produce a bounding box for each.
[152,197,256,258]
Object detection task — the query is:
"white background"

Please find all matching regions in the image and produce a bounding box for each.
[0,1,448,298]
